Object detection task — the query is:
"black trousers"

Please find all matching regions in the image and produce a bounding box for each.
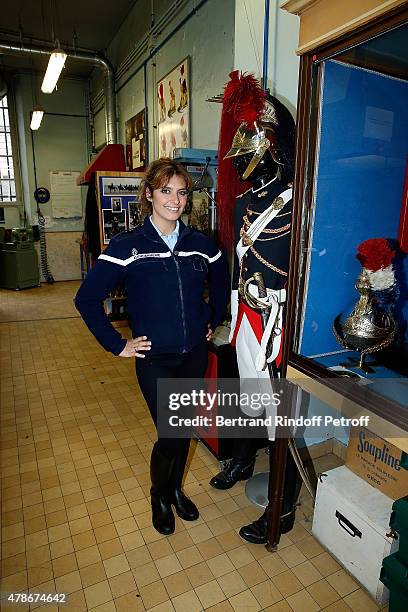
[135,341,208,455]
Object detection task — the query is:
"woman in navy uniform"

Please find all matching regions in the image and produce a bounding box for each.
[75,158,229,535]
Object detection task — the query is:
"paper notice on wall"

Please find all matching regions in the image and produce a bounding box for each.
[132,138,141,168]
[50,171,82,218]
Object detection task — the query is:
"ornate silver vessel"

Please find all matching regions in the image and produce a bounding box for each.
[333,270,396,371]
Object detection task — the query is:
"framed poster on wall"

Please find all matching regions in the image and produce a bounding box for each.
[157,57,190,158]
[125,109,147,171]
[95,171,145,248]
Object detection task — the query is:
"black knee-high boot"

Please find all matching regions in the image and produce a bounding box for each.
[239,449,303,544]
[209,438,264,490]
[170,442,199,521]
[150,442,176,535]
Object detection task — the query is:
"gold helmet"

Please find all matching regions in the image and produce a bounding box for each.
[224,94,294,182]
[217,71,295,249]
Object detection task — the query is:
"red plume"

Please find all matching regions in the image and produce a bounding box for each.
[223,72,265,126]
[357,238,395,271]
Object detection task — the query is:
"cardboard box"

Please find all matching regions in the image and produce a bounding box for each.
[346,427,408,500]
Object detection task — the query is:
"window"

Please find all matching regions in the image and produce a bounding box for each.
[0,95,16,202]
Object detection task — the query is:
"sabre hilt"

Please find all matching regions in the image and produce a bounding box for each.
[244,272,279,375]
[243,273,269,310]
[253,272,267,298]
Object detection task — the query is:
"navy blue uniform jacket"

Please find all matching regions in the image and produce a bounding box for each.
[75,217,230,356]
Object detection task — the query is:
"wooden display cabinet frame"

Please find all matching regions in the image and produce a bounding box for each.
[282,5,408,432]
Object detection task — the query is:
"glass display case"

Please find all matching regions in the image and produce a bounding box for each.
[285,11,408,430]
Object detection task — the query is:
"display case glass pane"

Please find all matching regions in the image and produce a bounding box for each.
[292,22,408,416]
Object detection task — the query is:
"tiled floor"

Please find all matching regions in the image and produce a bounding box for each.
[1,282,387,611]
[0,281,79,323]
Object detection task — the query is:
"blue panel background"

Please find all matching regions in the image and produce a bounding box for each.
[301,60,408,356]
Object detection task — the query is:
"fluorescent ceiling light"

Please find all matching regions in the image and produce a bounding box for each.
[30,109,44,130]
[41,48,67,93]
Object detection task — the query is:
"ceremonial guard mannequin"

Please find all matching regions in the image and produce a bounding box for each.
[209,135,291,490]
[227,95,294,389]
[212,73,302,543]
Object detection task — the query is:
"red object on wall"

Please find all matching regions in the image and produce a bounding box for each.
[77,144,126,185]
[398,156,408,253]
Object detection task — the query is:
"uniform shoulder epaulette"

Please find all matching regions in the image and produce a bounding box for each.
[109,227,141,244]
[127,224,144,235]
[110,232,129,243]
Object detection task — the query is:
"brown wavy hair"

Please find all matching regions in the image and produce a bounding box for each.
[139,158,193,220]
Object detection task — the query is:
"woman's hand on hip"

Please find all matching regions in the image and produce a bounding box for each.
[206,324,213,341]
[119,336,151,358]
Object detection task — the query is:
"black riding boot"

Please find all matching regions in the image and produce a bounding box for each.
[239,506,296,544]
[209,455,256,490]
[239,509,268,544]
[239,449,303,544]
[150,443,176,535]
[171,442,199,521]
[239,504,298,544]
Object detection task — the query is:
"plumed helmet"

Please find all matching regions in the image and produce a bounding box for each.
[224,91,295,183]
[217,71,296,249]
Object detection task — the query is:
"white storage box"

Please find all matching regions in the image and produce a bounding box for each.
[312,465,398,605]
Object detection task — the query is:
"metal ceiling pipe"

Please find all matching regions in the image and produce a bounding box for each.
[0,41,117,143]
[66,52,116,145]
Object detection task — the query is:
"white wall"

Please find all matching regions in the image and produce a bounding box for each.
[14,74,90,279]
[93,0,235,156]
[93,107,107,151]
[267,1,300,115]
[15,75,89,230]
[92,0,300,153]
[234,0,265,81]
[0,204,20,228]
[234,0,300,114]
